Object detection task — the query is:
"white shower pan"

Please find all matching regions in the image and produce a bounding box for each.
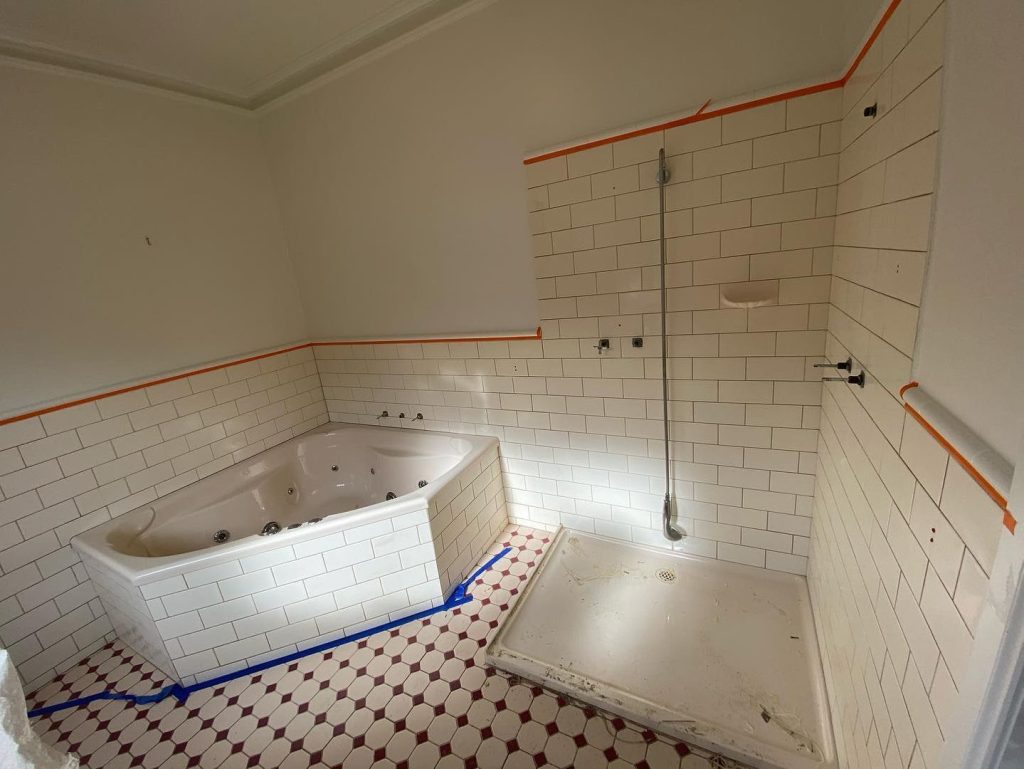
[486,529,836,769]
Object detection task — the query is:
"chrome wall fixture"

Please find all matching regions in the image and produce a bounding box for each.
[657,149,683,542]
[378,411,425,422]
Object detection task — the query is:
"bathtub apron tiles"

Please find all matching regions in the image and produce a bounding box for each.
[76,427,510,685]
[430,446,507,597]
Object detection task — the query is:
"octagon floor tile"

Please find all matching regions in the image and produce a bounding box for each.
[28,526,743,769]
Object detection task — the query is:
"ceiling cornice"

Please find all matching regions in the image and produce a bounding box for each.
[0,35,249,107]
[0,0,476,111]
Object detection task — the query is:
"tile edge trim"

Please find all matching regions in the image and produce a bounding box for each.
[901,382,1016,533]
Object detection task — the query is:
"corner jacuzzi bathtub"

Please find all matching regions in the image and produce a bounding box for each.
[71,423,507,684]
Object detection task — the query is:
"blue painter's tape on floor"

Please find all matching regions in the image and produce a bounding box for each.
[27,546,512,719]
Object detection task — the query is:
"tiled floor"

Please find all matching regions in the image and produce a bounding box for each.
[28,526,744,769]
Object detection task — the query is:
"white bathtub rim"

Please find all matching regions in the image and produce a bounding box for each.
[71,422,498,586]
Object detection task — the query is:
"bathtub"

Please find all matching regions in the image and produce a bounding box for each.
[71,423,507,684]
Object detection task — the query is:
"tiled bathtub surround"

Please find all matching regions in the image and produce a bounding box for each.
[318,88,844,576]
[806,3,1005,768]
[0,347,328,691]
[76,443,506,685]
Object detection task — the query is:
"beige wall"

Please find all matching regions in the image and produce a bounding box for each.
[0,0,876,420]
[912,0,1024,465]
[0,63,308,416]
[258,0,863,341]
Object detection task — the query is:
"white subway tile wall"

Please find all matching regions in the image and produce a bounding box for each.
[0,8,997,742]
[0,347,328,690]
[430,447,509,595]
[806,3,1003,769]
[76,447,506,685]
[317,89,844,574]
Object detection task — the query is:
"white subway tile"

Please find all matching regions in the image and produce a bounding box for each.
[2,461,64,499]
[19,431,82,467]
[215,634,270,666]
[272,554,326,585]
[162,584,223,617]
[252,582,307,613]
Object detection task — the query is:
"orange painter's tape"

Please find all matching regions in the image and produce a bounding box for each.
[0,328,543,429]
[523,0,905,166]
[901,395,1015,535]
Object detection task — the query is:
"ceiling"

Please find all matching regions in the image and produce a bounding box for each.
[0,0,474,108]
[0,0,883,111]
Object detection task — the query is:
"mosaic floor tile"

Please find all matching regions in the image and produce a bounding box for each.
[29,526,751,768]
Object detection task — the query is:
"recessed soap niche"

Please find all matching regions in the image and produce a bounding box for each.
[721,281,779,308]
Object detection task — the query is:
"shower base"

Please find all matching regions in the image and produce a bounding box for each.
[485,529,836,769]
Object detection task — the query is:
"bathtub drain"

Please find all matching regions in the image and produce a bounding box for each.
[656,568,676,583]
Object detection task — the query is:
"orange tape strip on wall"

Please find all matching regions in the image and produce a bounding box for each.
[900,382,1017,534]
[311,327,542,347]
[0,328,542,429]
[523,0,904,166]
[3,3,909,435]
[0,343,311,430]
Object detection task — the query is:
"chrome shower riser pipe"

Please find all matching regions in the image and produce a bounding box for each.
[658,148,683,542]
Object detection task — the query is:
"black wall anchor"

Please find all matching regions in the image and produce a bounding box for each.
[822,371,866,388]
[864,103,878,117]
[813,357,852,371]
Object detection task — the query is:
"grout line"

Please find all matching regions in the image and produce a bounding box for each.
[836,0,947,127]
[837,74,943,170]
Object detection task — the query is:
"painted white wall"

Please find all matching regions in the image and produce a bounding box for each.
[913,0,1024,465]
[259,0,862,340]
[0,63,308,415]
[0,0,885,414]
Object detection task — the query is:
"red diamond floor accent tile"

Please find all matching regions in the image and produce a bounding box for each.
[28,526,749,769]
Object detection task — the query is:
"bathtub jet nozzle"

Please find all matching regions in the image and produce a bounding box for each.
[260,521,282,536]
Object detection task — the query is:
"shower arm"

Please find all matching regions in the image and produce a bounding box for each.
[657,148,683,542]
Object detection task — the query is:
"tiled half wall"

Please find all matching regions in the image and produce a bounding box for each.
[319,89,845,576]
[0,348,329,690]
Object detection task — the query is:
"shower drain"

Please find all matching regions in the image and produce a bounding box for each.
[656,568,676,583]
